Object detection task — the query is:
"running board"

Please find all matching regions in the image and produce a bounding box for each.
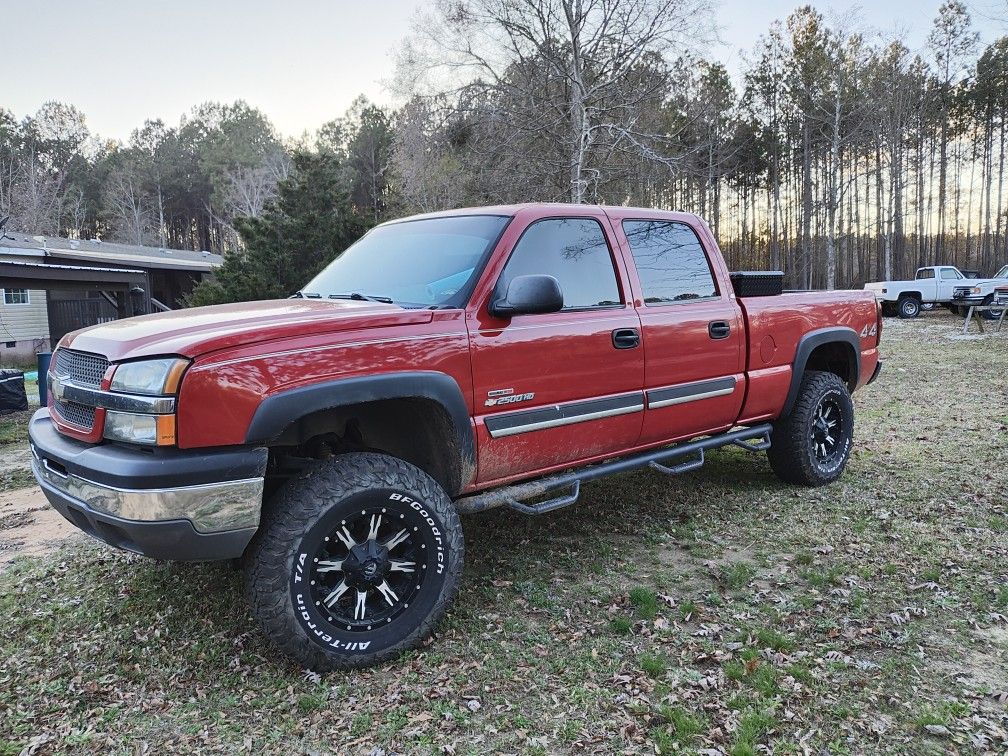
[454,424,773,516]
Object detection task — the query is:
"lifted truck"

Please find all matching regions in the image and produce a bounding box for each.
[30,204,882,671]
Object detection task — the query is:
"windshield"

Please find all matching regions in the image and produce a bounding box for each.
[995,265,1008,279]
[302,215,511,308]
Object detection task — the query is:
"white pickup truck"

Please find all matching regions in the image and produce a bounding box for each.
[864,266,971,318]
[950,264,1008,318]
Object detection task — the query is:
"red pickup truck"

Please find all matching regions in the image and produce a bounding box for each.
[30,203,881,671]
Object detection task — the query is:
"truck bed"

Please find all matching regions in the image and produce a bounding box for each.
[735,290,881,424]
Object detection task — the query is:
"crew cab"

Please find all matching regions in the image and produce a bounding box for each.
[864,265,970,318]
[29,204,882,671]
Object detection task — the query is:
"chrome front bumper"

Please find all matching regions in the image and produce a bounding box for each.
[28,408,269,560]
[31,451,263,533]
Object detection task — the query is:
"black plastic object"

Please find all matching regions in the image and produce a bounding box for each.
[0,371,28,414]
[729,271,785,297]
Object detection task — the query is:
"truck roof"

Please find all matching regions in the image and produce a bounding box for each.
[385,202,704,226]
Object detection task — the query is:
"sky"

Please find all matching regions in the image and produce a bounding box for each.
[5,0,1006,143]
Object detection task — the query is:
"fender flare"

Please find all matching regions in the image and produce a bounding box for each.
[245,371,475,492]
[782,327,860,416]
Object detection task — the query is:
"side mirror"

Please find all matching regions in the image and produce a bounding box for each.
[490,274,564,318]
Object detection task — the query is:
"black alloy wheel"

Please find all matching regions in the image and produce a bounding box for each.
[301,499,432,633]
[810,396,844,468]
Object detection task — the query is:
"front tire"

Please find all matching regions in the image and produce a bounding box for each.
[980,295,1002,321]
[768,371,854,487]
[244,453,464,671]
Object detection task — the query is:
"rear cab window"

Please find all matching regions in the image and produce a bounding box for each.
[621,220,718,304]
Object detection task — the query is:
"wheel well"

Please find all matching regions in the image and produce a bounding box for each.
[267,397,469,496]
[898,291,922,301]
[805,342,856,391]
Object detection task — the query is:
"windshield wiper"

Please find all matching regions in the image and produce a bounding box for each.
[328,292,394,304]
[290,291,322,298]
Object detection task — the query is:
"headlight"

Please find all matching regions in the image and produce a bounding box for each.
[104,411,176,446]
[110,358,188,396]
[971,287,981,294]
[106,357,187,446]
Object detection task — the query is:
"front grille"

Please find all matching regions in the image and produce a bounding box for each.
[52,399,97,429]
[953,286,972,298]
[53,349,109,388]
[51,348,109,432]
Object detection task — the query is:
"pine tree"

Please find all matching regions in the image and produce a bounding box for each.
[188,150,366,305]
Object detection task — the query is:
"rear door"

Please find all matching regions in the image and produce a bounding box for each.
[467,213,644,485]
[608,214,745,446]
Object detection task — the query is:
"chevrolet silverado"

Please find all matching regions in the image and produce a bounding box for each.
[30,203,882,671]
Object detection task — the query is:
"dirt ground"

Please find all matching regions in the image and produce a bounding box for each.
[0,486,79,566]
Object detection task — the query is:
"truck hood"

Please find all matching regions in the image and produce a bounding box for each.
[63,299,434,361]
[961,276,1008,287]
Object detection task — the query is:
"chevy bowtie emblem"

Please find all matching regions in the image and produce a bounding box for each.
[51,376,65,401]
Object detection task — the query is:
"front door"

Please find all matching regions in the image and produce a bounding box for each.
[937,267,963,300]
[611,216,745,446]
[468,214,645,485]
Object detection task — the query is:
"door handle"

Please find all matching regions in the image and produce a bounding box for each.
[708,320,731,339]
[612,328,640,349]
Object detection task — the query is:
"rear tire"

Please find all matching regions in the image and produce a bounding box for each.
[897,296,920,318]
[244,452,464,671]
[768,371,854,487]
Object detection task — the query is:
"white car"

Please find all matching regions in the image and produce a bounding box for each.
[951,264,1008,317]
[864,266,970,318]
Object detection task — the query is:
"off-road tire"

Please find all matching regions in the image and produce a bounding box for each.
[767,370,854,487]
[897,296,920,318]
[244,452,464,672]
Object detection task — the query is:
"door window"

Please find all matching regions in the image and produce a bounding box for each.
[940,268,960,280]
[622,220,718,304]
[498,218,621,309]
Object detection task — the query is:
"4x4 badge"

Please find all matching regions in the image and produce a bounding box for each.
[485,388,535,407]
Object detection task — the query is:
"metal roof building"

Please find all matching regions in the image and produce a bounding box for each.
[0,232,222,360]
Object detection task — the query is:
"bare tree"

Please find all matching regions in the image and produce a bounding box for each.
[104,166,156,246]
[0,157,63,235]
[393,96,473,211]
[398,0,714,203]
[223,150,291,220]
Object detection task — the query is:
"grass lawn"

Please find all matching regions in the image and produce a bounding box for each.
[1,311,1006,754]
